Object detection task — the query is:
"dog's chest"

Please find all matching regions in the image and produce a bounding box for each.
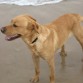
[23,37,43,56]
[31,41,43,56]
[31,34,48,55]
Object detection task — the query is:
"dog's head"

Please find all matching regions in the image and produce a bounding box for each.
[1,15,39,41]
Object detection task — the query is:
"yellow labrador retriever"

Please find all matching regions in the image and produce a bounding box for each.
[1,14,83,83]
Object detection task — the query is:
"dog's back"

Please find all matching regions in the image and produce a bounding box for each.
[44,14,83,48]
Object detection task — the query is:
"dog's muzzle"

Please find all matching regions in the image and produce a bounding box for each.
[1,27,6,33]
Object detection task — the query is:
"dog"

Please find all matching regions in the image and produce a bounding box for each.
[1,14,83,83]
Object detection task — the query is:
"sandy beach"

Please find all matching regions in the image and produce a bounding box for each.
[0,0,83,83]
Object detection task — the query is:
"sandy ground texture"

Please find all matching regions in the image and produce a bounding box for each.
[0,0,83,83]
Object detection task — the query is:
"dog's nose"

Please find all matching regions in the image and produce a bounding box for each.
[1,27,6,33]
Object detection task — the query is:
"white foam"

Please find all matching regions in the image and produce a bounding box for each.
[0,0,62,6]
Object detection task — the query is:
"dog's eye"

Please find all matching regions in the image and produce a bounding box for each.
[13,24,18,27]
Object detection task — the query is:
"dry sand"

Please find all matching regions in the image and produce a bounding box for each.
[0,0,83,83]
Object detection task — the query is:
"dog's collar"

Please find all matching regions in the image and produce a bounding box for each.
[32,37,38,44]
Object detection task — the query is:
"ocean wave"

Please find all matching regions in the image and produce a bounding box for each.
[0,0,63,6]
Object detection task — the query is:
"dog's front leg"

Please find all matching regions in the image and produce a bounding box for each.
[30,55,40,83]
[47,57,55,83]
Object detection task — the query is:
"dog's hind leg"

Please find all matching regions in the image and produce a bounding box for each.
[60,45,67,56]
[73,25,83,61]
[60,45,67,64]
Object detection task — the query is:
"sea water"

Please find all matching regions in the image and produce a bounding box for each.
[0,0,62,6]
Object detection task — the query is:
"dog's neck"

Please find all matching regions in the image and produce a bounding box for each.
[22,25,50,47]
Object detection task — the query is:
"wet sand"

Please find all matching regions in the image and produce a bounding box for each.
[0,0,83,83]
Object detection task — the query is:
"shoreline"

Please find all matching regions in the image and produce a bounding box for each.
[0,0,83,25]
[0,0,63,6]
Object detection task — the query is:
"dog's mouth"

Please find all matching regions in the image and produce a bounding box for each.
[5,34,21,41]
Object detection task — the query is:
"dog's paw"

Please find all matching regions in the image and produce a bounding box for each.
[30,77,39,83]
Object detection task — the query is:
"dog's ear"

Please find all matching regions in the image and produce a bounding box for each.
[23,14,39,33]
[28,21,39,33]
